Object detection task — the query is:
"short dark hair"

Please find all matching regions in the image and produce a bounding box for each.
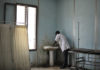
[55,31,60,35]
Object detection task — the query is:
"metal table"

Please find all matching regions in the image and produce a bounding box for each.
[69,48,100,70]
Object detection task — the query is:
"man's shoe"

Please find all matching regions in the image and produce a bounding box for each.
[60,65,66,69]
[68,65,72,67]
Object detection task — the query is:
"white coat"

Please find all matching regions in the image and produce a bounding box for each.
[55,34,70,52]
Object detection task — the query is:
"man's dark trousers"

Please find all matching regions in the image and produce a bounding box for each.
[63,49,69,66]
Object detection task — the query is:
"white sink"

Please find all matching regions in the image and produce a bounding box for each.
[43,45,58,50]
[43,45,59,66]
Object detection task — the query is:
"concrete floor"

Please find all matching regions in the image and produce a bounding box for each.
[31,67,71,70]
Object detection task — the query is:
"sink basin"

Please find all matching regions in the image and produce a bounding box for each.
[43,45,59,66]
[43,45,59,50]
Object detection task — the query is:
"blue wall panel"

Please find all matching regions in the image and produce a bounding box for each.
[97,0,100,49]
[75,0,95,49]
[37,0,57,65]
[57,0,74,47]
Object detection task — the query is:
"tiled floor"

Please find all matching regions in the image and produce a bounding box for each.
[31,67,71,70]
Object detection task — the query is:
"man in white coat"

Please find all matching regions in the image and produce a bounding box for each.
[53,31,70,69]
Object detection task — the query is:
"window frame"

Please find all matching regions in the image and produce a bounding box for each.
[4,3,38,51]
[16,3,38,51]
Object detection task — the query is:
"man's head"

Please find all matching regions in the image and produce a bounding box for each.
[55,31,60,35]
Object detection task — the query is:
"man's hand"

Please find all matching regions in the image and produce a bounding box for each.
[52,41,57,46]
[66,49,70,51]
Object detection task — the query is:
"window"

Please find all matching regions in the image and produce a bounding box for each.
[16,5,25,25]
[16,4,37,50]
[28,7,36,50]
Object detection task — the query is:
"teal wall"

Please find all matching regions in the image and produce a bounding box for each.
[97,0,100,49]
[1,0,100,68]
[57,0,74,47]
[0,0,5,21]
[57,0,95,49]
[37,0,57,66]
[75,0,95,49]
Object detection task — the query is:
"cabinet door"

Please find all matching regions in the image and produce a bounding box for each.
[0,24,13,70]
